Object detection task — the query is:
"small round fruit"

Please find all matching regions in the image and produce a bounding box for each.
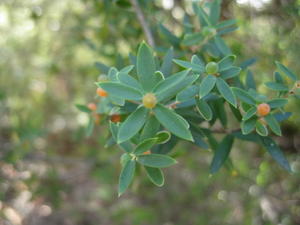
[88,103,97,111]
[205,62,219,74]
[110,114,121,123]
[97,87,108,97]
[257,103,271,117]
[295,81,300,88]
[143,150,151,155]
[142,93,157,109]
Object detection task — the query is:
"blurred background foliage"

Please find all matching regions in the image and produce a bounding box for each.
[0,0,300,224]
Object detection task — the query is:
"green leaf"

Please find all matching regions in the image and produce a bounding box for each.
[140,115,160,141]
[246,70,256,90]
[195,98,213,121]
[199,75,217,98]
[267,98,288,109]
[159,23,180,46]
[176,85,199,102]
[76,104,92,113]
[241,117,256,134]
[193,3,211,26]
[214,36,231,55]
[219,67,241,79]
[118,72,143,91]
[109,121,119,141]
[156,74,199,102]
[154,70,190,94]
[144,167,164,187]
[209,0,221,25]
[98,82,143,100]
[118,159,136,196]
[191,55,205,67]
[182,32,204,46]
[242,107,257,121]
[160,48,174,77]
[173,59,204,73]
[265,82,289,91]
[85,116,94,137]
[108,67,119,81]
[210,135,234,174]
[120,65,134,74]
[137,42,157,91]
[153,70,190,95]
[216,19,236,29]
[153,104,193,141]
[275,61,297,81]
[256,121,268,136]
[118,107,148,143]
[155,131,171,144]
[232,87,256,105]
[216,78,237,107]
[137,154,177,168]
[134,138,158,155]
[264,114,282,136]
[260,136,291,172]
[218,55,236,71]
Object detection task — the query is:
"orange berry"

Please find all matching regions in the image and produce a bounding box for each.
[142,93,157,109]
[88,103,97,111]
[110,114,121,123]
[143,150,151,155]
[97,87,108,97]
[257,103,270,117]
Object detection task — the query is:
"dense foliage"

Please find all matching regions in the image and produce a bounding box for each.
[77,0,299,196]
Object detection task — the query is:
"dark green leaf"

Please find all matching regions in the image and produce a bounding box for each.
[176,85,199,102]
[118,159,136,196]
[209,0,221,25]
[275,61,297,81]
[199,75,217,98]
[137,154,177,168]
[137,42,156,91]
[216,78,237,107]
[246,70,256,90]
[241,117,256,134]
[153,104,193,141]
[210,135,234,173]
[173,59,204,73]
[219,67,241,79]
[140,115,160,141]
[144,166,164,186]
[196,98,213,121]
[155,131,171,144]
[267,98,288,109]
[243,107,257,121]
[182,32,204,46]
[98,82,143,100]
[264,114,282,136]
[134,138,158,155]
[265,82,289,91]
[218,55,236,71]
[256,121,268,136]
[118,107,148,143]
[260,136,291,172]
[232,87,256,105]
[160,48,174,77]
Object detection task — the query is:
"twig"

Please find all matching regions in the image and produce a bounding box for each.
[129,0,155,47]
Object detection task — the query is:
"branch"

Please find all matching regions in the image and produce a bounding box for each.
[130,0,155,47]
